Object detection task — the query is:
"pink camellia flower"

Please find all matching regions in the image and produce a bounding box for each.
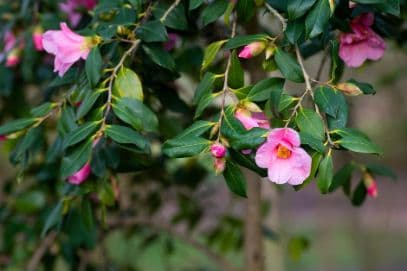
[164,33,180,51]
[2,31,22,67]
[5,50,20,67]
[210,142,227,158]
[339,13,386,68]
[255,128,311,185]
[68,162,91,185]
[32,27,44,51]
[363,172,378,198]
[235,108,270,130]
[42,22,97,76]
[60,0,98,27]
[238,41,266,59]
[213,158,226,174]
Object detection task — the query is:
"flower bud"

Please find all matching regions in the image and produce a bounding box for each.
[164,33,180,51]
[5,49,21,67]
[265,45,276,60]
[238,41,266,59]
[214,158,226,174]
[68,162,91,185]
[0,135,7,141]
[363,172,378,198]
[210,142,227,158]
[335,82,363,96]
[32,27,44,51]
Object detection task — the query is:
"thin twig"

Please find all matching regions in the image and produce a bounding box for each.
[160,0,182,22]
[26,231,58,271]
[265,3,287,32]
[108,217,241,271]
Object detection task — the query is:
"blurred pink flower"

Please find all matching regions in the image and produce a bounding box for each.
[363,173,378,198]
[238,41,266,59]
[42,23,93,76]
[2,31,22,67]
[0,135,7,141]
[339,13,386,68]
[214,158,226,174]
[32,27,44,51]
[60,0,98,27]
[164,33,180,51]
[210,142,227,158]
[5,51,20,67]
[255,128,311,185]
[68,162,91,185]
[235,108,270,130]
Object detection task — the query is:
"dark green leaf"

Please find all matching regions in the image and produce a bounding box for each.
[287,0,317,19]
[195,92,218,118]
[346,79,375,95]
[335,128,382,154]
[64,122,100,149]
[228,51,245,89]
[316,153,333,194]
[0,118,37,135]
[295,108,325,141]
[76,90,103,119]
[190,0,204,10]
[143,44,176,71]
[41,201,63,237]
[153,3,188,30]
[274,48,304,83]
[305,0,331,38]
[136,20,168,42]
[351,180,367,206]
[60,140,92,178]
[169,120,216,144]
[229,127,268,150]
[299,132,325,153]
[201,40,227,71]
[247,77,284,102]
[202,0,229,26]
[105,125,150,152]
[162,137,211,158]
[224,34,269,50]
[329,163,355,193]
[314,85,347,118]
[86,47,103,87]
[223,160,247,197]
[366,164,397,180]
[193,72,216,104]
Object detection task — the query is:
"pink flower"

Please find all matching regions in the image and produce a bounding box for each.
[214,158,226,174]
[42,23,95,76]
[164,33,180,51]
[5,51,20,67]
[363,173,378,198]
[32,27,44,51]
[0,135,7,141]
[210,142,227,158]
[4,31,16,52]
[339,13,386,68]
[2,31,22,67]
[68,162,91,185]
[60,0,98,27]
[238,41,266,59]
[235,108,270,130]
[255,128,311,185]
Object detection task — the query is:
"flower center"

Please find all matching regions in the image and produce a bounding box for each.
[276,144,291,159]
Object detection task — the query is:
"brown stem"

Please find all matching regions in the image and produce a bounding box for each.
[26,231,57,271]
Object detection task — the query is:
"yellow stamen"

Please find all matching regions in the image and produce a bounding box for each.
[276,144,291,159]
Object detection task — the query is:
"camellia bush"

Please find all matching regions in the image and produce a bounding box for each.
[0,0,405,270]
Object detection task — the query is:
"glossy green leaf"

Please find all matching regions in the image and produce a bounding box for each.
[316,153,333,194]
[295,108,325,141]
[202,0,229,26]
[285,19,305,44]
[274,48,304,83]
[223,160,247,197]
[190,0,204,10]
[229,127,268,150]
[246,77,284,102]
[335,128,382,154]
[305,0,331,38]
[60,140,93,178]
[105,124,149,152]
[220,106,247,139]
[287,0,317,19]
[41,201,63,237]
[30,102,54,117]
[224,34,269,50]
[366,164,397,180]
[300,132,325,153]
[0,118,36,135]
[143,44,176,71]
[227,50,245,89]
[86,47,103,87]
[113,67,143,101]
[162,137,211,158]
[153,3,188,30]
[201,40,227,71]
[329,163,355,193]
[314,85,347,118]
[193,72,216,104]
[168,120,215,144]
[76,89,103,119]
[136,20,168,42]
[195,92,218,118]
[64,121,100,148]
[351,180,367,206]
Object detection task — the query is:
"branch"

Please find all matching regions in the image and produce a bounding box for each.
[108,217,241,271]
[160,0,182,22]
[265,3,287,32]
[26,231,58,271]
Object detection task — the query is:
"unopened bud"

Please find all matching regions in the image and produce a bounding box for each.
[265,45,276,60]
[0,135,7,141]
[210,142,227,158]
[214,158,226,174]
[238,41,266,59]
[6,49,21,67]
[32,26,44,51]
[363,172,378,198]
[335,82,363,96]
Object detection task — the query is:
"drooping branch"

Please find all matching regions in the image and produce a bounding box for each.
[26,231,58,271]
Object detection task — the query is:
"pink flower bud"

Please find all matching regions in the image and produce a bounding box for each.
[0,135,7,141]
[42,23,98,77]
[238,41,266,59]
[210,142,227,158]
[235,107,270,130]
[363,173,378,198]
[214,158,226,174]
[164,33,180,51]
[68,162,91,185]
[32,27,44,51]
[5,50,20,67]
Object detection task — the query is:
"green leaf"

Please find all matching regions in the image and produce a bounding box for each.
[236,0,255,22]
[287,0,317,19]
[202,0,229,26]
[346,79,375,95]
[76,90,102,119]
[86,47,103,87]
[329,40,344,84]
[220,106,247,139]
[143,44,176,71]
[287,236,310,261]
[41,201,63,237]
[14,191,46,213]
[162,137,211,158]
[314,86,347,118]
[153,3,188,30]
[60,140,92,178]
[105,125,149,152]
[278,93,296,112]
[223,160,247,197]
[201,40,227,71]
[305,0,331,38]
[64,122,100,148]
[334,128,382,154]
[169,121,215,144]
[80,199,94,230]
[0,118,37,135]
[224,34,269,50]
[366,164,397,180]
[285,19,305,44]
[351,180,367,206]
[136,20,168,42]
[193,72,216,104]
[195,92,218,118]
[329,163,355,193]
[295,108,325,141]
[316,153,333,194]
[246,77,284,102]
[30,102,54,117]
[227,51,244,89]
[229,127,268,150]
[190,0,204,10]
[229,149,267,177]
[274,48,304,83]
[113,67,143,101]
[299,132,325,153]
[112,97,158,132]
